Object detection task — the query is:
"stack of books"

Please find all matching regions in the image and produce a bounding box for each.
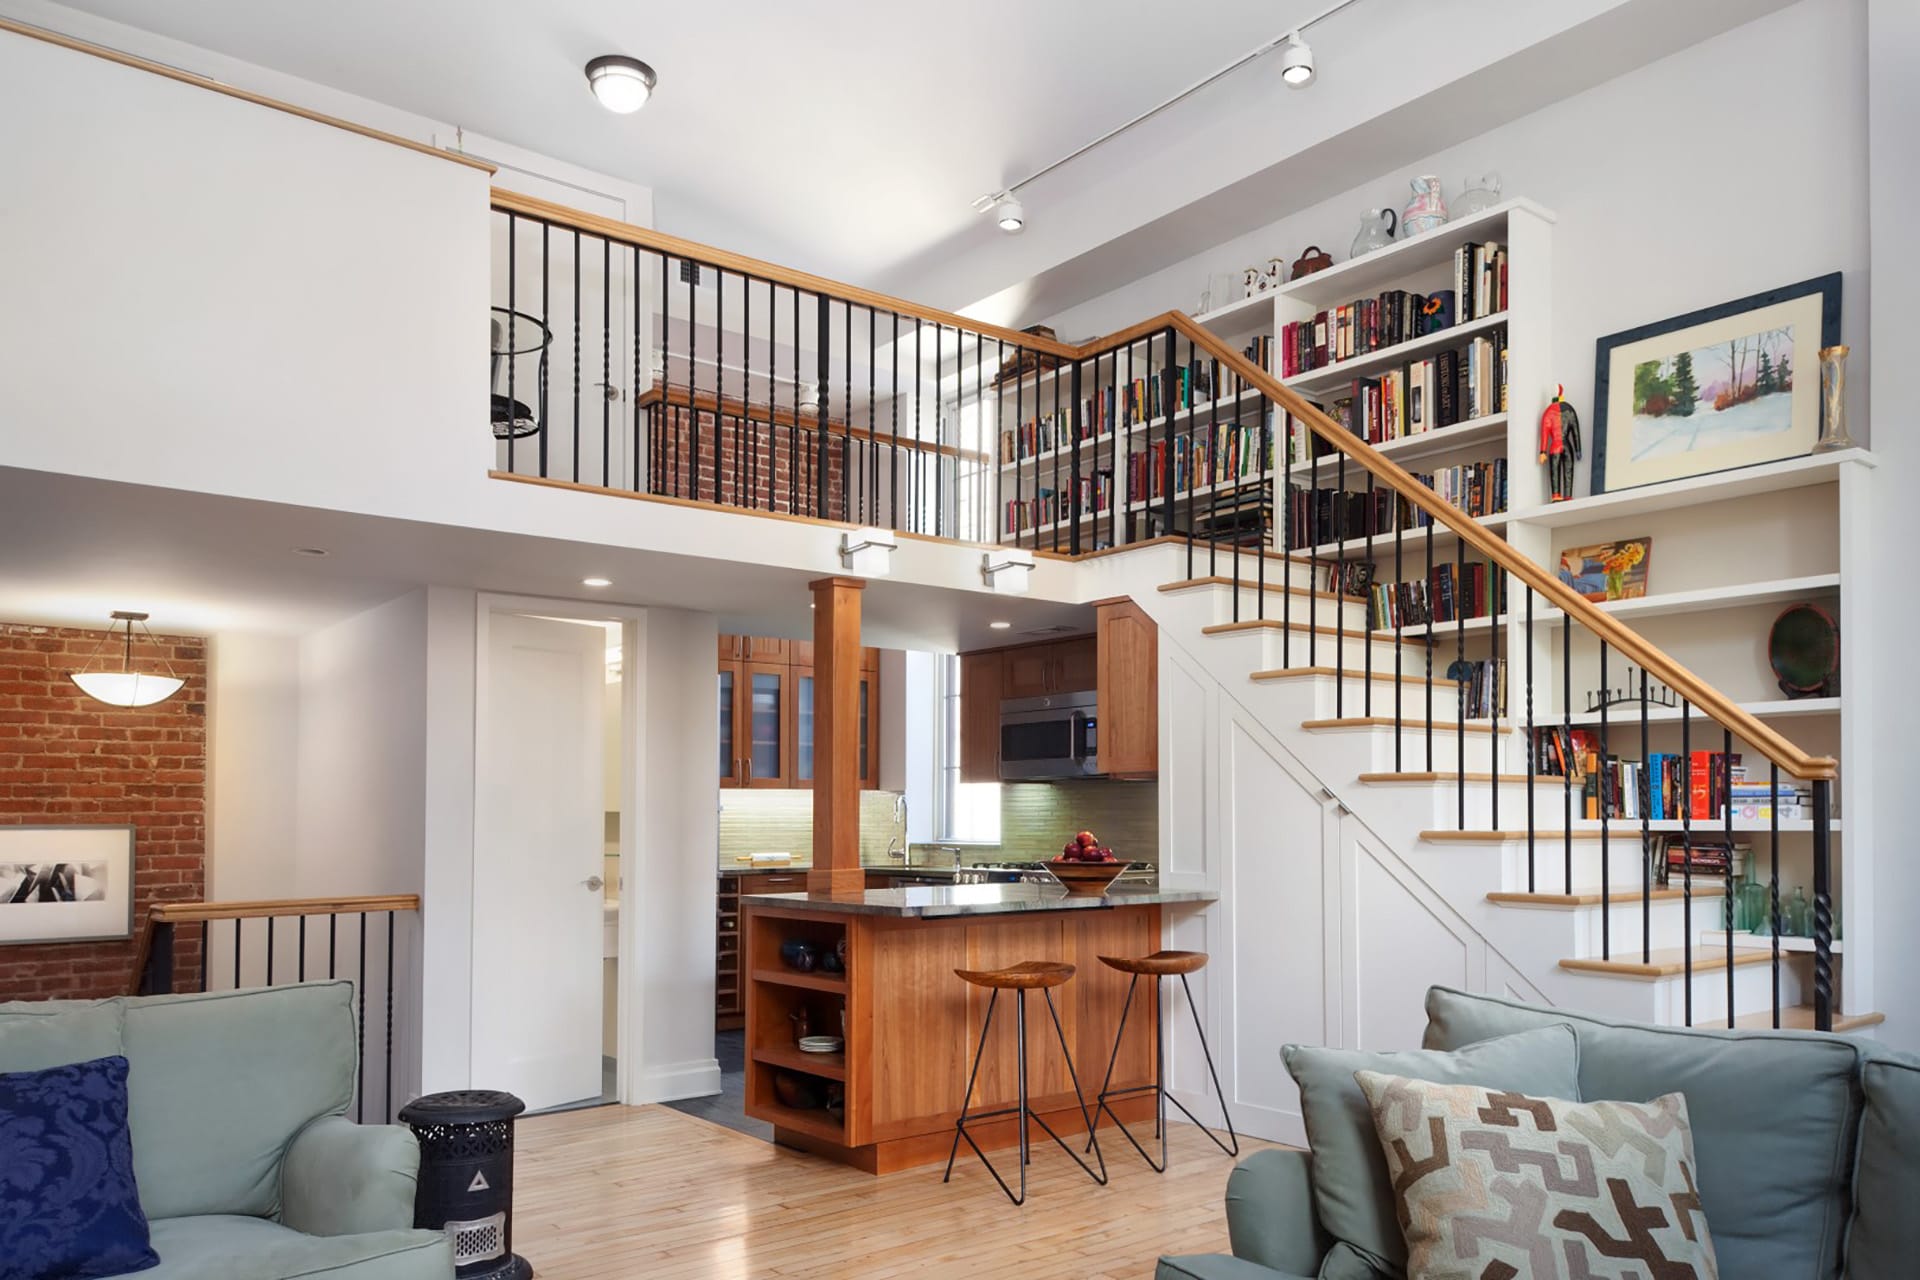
[1279,289,1441,376]
[1453,240,1509,322]
[1367,564,1507,631]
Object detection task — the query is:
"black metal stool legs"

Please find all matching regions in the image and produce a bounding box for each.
[943,988,1108,1205]
[1087,972,1238,1171]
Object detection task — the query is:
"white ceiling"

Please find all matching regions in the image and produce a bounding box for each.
[47,0,1294,287]
[0,468,1092,651]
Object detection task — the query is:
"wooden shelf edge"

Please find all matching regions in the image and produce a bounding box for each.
[750,1043,847,1081]
[750,966,848,993]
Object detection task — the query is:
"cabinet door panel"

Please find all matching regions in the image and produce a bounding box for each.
[1054,637,1098,693]
[744,662,787,786]
[789,667,816,786]
[717,664,740,787]
[1097,602,1158,776]
[959,652,1003,783]
[1001,646,1055,699]
[746,637,788,662]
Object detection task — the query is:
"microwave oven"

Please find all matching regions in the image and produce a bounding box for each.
[999,690,1098,781]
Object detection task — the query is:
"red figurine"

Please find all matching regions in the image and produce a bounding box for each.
[1539,384,1581,502]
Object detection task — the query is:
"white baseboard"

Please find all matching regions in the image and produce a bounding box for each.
[630,1057,722,1104]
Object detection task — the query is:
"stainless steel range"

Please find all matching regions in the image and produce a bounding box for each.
[953,861,1053,885]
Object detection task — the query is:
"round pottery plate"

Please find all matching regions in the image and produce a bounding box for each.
[797,1036,844,1054]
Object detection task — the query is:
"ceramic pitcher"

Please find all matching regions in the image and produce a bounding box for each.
[1401,174,1448,237]
[1351,208,1396,257]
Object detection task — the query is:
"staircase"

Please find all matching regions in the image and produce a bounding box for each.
[1101,540,1872,1035]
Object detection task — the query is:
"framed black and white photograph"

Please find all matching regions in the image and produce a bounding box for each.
[1591,272,1841,494]
[0,825,135,944]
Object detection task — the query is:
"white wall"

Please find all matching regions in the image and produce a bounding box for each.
[1864,0,1920,1053]
[206,632,300,900]
[1045,0,1872,496]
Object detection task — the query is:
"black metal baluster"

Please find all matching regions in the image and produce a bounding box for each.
[1424,519,1434,767]
[1562,610,1573,894]
[1641,668,1653,963]
[1257,396,1269,618]
[1282,408,1293,666]
[817,294,832,519]
[1525,589,1535,890]
[791,287,800,514]
[1769,762,1781,1026]
[1159,328,1174,549]
[199,920,208,992]
[1053,347,1064,555]
[873,310,882,527]
[329,912,337,980]
[1126,340,1136,551]
[386,911,396,1122]
[933,323,944,537]
[1394,510,1404,770]
[655,252,667,493]
[266,916,275,986]
[539,221,549,477]
[232,917,241,990]
[505,214,517,476]
[1455,535,1466,827]
[1363,473,1374,717]
[1682,705,1693,1026]
[356,914,367,1123]
[1812,777,1833,1032]
[298,914,307,982]
[844,302,852,524]
[687,259,702,501]
[632,246,642,492]
[602,238,612,488]
[713,268,726,505]
[573,230,582,484]
[1724,729,1735,1027]
[1599,642,1610,958]
[1207,356,1219,580]
[994,338,1005,543]
[914,322,925,535]
[1335,452,1346,717]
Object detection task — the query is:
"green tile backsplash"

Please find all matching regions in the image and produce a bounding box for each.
[717,790,905,868]
[999,780,1159,865]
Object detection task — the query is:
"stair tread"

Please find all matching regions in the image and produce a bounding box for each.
[1203,619,1428,647]
[1487,886,1727,907]
[1253,667,1446,689]
[1308,717,1501,734]
[1559,946,1774,979]
[1159,576,1369,605]
[1733,1006,1884,1032]
[1360,771,1561,784]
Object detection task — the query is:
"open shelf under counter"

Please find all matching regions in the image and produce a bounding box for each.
[1282,311,1509,396]
[751,1041,846,1081]
[1291,414,1509,479]
[1508,449,1875,529]
[1274,200,1555,308]
[1538,574,1841,626]
[1559,696,1842,728]
[749,966,847,994]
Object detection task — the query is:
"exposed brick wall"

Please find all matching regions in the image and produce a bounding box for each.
[650,406,848,515]
[0,623,206,999]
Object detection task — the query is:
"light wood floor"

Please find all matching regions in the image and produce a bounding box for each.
[514,1103,1274,1278]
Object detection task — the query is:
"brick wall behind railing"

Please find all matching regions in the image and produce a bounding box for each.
[651,407,847,515]
[0,623,206,999]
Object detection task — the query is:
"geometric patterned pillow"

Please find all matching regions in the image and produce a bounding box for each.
[1355,1070,1718,1280]
[0,1055,158,1280]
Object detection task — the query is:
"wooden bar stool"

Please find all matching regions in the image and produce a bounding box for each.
[943,960,1107,1205]
[1086,950,1237,1171]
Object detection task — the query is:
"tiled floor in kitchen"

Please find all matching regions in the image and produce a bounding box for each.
[663,1030,771,1141]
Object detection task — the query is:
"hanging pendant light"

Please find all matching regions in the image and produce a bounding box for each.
[69,611,185,708]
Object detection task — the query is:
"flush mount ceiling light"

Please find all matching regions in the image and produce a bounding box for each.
[69,611,186,708]
[989,621,1013,630]
[582,577,612,588]
[1279,33,1315,88]
[585,55,657,114]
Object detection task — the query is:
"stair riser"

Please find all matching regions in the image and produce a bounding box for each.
[1205,591,1362,629]
[1498,838,1655,893]
[1566,898,1734,957]
[1646,960,1806,1025]
[1246,629,1413,673]
[1311,685,1462,722]
[1408,783,1631,828]
[1299,725,1514,774]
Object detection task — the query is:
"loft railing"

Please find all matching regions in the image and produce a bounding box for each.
[132,894,419,1121]
[491,193,1838,1032]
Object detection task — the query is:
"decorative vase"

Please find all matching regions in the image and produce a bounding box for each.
[1784,886,1813,938]
[1605,569,1626,600]
[788,1006,811,1044]
[1401,175,1448,237]
[1737,869,1771,935]
[1351,209,1397,258]
[1455,173,1503,216]
[1813,345,1855,453]
[779,938,818,972]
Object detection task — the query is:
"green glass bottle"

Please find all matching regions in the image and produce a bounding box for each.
[1736,868,1769,935]
[1785,886,1812,938]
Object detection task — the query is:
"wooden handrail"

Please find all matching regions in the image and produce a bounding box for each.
[502,198,1836,783]
[151,894,421,924]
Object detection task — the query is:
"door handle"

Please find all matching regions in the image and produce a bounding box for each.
[584,875,605,891]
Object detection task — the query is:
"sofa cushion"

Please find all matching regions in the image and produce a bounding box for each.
[1356,1070,1718,1280]
[0,1054,159,1280]
[121,984,359,1222]
[1282,1024,1579,1276]
[138,1216,452,1280]
[1423,985,1860,1279]
[1155,1255,1309,1280]
[0,1000,124,1073]
[1845,1045,1920,1278]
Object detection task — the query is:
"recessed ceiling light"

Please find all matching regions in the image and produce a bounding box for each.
[582,577,612,588]
[585,56,657,113]
[292,547,329,557]
[1279,33,1315,88]
[989,620,1012,630]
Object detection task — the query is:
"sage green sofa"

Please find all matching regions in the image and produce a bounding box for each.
[1157,986,1920,1280]
[0,981,453,1279]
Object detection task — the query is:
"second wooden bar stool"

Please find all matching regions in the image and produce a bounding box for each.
[1086,950,1238,1172]
[943,960,1107,1205]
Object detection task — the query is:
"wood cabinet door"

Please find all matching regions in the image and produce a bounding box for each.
[859,673,879,791]
[718,634,745,661]
[959,651,1003,783]
[717,661,742,787]
[1001,645,1056,699]
[742,662,788,787]
[789,640,814,667]
[1097,601,1158,777]
[787,666,817,787]
[1054,636,1098,692]
[745,636,788,662]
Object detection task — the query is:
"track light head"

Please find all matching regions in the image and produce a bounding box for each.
[1279,33,1315,88]
[993,195,1025,233]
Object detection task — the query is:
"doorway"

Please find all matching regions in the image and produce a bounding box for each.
[471,605,630,1113]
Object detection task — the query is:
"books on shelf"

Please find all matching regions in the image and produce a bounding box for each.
[1660,836,1749,885]
[1280,289,1434,376]
[1002,471,1114,536]
[1367,563,1508,631]
[1126,420,1274,504]
[1454,240,1509,323]
[1448,657,1506,720]
[1283,459,1507,547]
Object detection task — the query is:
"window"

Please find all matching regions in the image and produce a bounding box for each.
[935,653,999,843]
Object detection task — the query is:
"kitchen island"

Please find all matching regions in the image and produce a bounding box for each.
[737,883,1215,1173]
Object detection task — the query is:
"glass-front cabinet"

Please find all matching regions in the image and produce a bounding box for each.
[721,636,881,789]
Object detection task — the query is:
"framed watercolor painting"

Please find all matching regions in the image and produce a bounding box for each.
[1558,537,1653,603]
[0,825,135,945]
[1591,273,1840,494]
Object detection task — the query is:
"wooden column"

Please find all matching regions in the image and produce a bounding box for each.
[809,576,867,897]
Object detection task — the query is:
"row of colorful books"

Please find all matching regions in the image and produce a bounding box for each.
[1328,334,1508,445]
[1124,422,1274,503]
[1530,737,1799,823]
[1455,240,1509,324]
[1451,657,1507,720]
[1279,289,1446,376]
[1001,473,1116,535]
[1367,563,1508,631]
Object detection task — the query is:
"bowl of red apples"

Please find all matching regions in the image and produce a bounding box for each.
[1046,831,1130,896]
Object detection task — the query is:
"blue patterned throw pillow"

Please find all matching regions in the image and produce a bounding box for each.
[0,1055,158,1280]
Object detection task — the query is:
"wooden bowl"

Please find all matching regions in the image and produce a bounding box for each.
[1045,860,1130,896]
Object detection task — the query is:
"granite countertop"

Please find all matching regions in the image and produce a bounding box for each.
[736,883,1214,918]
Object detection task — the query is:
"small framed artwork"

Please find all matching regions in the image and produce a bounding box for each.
[1592,273,1841,494]
[1558,537,1653,602]
[0,825,135,945]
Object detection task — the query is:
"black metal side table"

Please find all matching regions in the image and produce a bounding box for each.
[399,1090,532,1279]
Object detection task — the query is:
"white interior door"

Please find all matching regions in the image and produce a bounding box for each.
[473,613,607,1111]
